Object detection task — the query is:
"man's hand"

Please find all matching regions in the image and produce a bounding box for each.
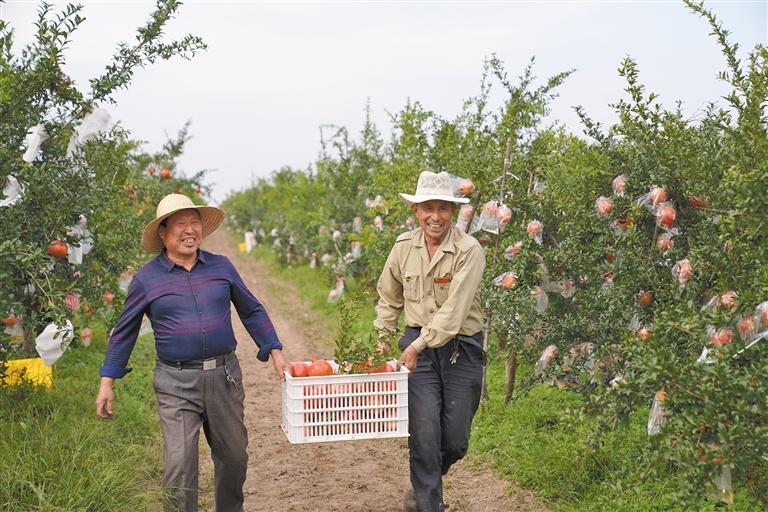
[397,344,419,372]
[270,349,289,381]
[95,377,115,419]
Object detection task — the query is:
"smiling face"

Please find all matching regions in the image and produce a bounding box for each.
[412,200,455,245]
[158,209,203,262]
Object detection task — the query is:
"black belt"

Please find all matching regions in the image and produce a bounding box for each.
[157,351,232,370]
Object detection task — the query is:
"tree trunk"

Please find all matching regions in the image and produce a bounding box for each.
[21,324,35,354]
[504,351,517,404]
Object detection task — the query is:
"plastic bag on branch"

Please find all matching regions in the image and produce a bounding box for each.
[534,344,557,376]
[655,202,679,234]
[672,258,692,291]
[707,466,734,505]
[559,279,576,298]
[493,271,517,289]
[656,233,674,253]
[352,217,362,233]
[636,185,668,210]
[532,177,546,194]
[527,220,543,245]
[456,205,474,232]
[531,286,548,313]
[35,321,74,366]
[65,292,81,312]
[22,124,49,163]
[444,173,474,197]
[478,201,500,234]
[496,204,512,230]
[67,215,93,265]
[595,196,614,217]
[708,326,735,347]
[612,174,627,196]
[647,390,666,435]
[351,241,362,259]
[3,316,24,344]
[327,276,345,304]
[0,175,24,207]
[66,108,113,157]
[563,342,595,371]
[373,216,384,230]
[503,241,523,260]
[80,327,93,347]
[309,252,317,269]
[754,300,768,331]
[244,231,256,253]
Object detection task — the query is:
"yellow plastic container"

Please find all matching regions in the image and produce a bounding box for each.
[1,357,53,388]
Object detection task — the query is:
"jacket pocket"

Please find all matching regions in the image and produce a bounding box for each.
[403,272,420,302]
[434,282,450,307]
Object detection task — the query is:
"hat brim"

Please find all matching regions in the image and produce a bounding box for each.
[141,206,225,252]
[399,193,469,205]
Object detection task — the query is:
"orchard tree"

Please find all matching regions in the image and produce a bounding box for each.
[0,1,205,360]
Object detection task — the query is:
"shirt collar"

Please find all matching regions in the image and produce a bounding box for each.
[411,227,456,254]
[157,249,206,272]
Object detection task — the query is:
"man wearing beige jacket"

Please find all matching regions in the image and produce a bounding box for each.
[374,171,486,512]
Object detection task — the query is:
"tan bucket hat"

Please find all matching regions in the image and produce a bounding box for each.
[142,194,225,252]
[399,171,469,205]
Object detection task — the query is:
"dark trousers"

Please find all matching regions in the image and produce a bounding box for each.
[153,352,248,512]
[400,327,484,512]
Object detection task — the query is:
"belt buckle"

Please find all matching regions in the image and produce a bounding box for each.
[203,358,217,371]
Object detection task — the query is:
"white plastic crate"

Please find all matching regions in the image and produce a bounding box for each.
[281,360,409,443]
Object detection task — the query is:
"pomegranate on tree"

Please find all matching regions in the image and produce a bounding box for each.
[595,196,614,216]
[687,195,706,208]
[656,233,674,252]
[710,328,734,347]
[458,179,475,196]
[656,203,677,229]
[649,186,668,206]
[718,290,738,310]
[637,328,652,341]
[47,240,68,258]
[612,174,627,195]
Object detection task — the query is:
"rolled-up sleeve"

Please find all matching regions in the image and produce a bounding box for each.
[228,260,283,361]
[100,276,149,378]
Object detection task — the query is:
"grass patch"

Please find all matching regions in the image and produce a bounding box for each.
[245,242,764,511]
[0,324,163,511]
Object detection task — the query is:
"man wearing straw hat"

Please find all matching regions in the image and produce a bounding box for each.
[374,171,486,512]
[95,193,288,512]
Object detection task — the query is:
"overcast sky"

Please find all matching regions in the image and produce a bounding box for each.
[2,1,766,203]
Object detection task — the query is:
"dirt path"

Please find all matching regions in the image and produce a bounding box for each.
[197,229,548,512]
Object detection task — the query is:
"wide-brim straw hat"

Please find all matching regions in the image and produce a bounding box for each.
[399,171,469,205]
[142,194,225,252]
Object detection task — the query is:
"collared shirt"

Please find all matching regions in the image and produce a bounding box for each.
[374,226,485,352]
[100,249,282,379]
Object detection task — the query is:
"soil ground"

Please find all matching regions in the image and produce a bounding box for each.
[197,229,549,512]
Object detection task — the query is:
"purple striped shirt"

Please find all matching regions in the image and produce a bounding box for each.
[100,250,282,378]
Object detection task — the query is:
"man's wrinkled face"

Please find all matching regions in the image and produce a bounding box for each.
[158,209,202,260]
[412,200,455,244]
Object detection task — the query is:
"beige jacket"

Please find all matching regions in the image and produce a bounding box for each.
[374,226,486,352]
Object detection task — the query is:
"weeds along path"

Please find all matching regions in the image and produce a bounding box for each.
[197,229,548,512]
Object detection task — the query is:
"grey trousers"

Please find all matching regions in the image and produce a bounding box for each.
[153,352,248,512]
[400,327,484,512]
